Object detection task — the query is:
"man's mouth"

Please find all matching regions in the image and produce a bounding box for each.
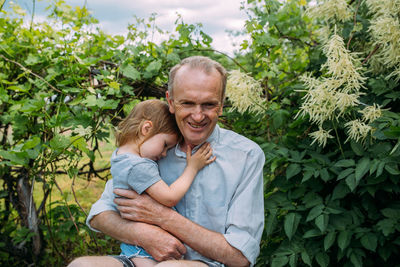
[188,122,207,129]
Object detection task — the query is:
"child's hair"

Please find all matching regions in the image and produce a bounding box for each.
[115,99,180,147]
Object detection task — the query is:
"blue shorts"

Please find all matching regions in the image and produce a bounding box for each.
[120,243,155,261]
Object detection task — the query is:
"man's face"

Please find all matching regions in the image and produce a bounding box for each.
[167,66,223,147]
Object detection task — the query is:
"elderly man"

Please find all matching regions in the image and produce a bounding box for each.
[69,56,265,267]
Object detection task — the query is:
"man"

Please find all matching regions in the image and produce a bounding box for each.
[69,56,265,267]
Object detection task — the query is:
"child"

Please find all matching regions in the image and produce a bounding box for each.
[112,99,215,267]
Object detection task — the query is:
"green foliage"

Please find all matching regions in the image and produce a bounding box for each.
[228,0,400,266]
[0,1,218,265]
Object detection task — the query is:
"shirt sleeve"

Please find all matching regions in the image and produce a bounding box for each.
[86,179,117,232]
[223,146,265,266]
[125,161,162,194]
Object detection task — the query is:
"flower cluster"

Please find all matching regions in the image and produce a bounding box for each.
[226,70,266,114]
[309,127,334,147]
[306,0,352,23]
[366,0,400,81]
[345,120,373,143]
[359,104,383,123]
[297,31,382,146]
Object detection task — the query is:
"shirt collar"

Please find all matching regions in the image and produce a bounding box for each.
[174,124,220,158]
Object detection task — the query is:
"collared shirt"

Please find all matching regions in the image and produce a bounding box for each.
[87,125,265,266]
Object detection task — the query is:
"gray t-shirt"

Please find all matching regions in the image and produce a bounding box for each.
[111,150,161,194]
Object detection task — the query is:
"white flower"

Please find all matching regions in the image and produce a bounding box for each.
[226,70,266,114]
[359,104,383,122]
[309,127,334,147]
[306,0,352,22]
[322,34,366,93]
[345,119,373,143]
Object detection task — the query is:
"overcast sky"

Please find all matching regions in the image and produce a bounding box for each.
[6,0,248,55]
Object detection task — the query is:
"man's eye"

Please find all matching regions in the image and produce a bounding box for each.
[203,103,217,109]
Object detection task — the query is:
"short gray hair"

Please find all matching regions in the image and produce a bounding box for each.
[168,56,227,101]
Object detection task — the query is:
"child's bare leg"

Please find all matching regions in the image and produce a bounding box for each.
[155,260,208,267]
[132,257,158,267]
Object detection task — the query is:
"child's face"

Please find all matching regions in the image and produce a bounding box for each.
[140,133,178,161]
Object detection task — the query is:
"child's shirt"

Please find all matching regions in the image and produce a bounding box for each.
[111,149,162,194]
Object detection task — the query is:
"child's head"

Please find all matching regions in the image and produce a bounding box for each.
[116,99,180,148]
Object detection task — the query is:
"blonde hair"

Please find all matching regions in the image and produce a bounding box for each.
[115,99,180,147]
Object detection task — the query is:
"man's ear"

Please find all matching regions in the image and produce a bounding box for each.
[166,91,175,114]
[141,121,153,136]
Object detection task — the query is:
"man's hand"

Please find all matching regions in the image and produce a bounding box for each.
[139,224,186,261]
[113,188,171,227]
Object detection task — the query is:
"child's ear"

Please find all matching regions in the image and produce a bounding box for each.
[141,121,153,136]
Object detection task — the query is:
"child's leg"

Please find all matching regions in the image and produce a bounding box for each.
[132,257,158,267]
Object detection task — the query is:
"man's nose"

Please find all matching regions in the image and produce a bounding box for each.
[191,105,205,121]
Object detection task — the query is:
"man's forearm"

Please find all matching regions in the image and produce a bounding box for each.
[90,210,187,261]
[90,211,140,245]
[160,209,250,267]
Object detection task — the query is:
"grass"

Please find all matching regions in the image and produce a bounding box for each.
[33,139,116,213]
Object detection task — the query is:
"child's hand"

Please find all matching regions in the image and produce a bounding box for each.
[186,142,216,172]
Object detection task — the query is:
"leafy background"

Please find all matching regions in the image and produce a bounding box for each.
[0,0,399,266]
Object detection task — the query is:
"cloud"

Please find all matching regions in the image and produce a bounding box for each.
[10,0,248,55]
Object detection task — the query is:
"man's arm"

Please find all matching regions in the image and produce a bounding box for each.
[86,180,186,261]
[90,211,186,261]
[114,190,250,267]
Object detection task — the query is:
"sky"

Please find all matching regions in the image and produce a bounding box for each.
[5,0,249,55]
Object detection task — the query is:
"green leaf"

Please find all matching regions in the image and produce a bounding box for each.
[144,60,162,79]
[324,231,336,251]
[23,136,41,149]
[120,64,141,81]
[301,251,312,266]
[266,209,278,236]
[271,256,289,267]
[332,181,350,200]
[49,134,70,151]
[351,141,364,156]
[381,208,400,219]
[376,161,385,177]
[337,168,354,180]
[360,233,377,251]
[355,157,370,182]
[284,213,301,240]
[337,230,351,251]
[320,168,330,182]
[315,214,329,232]
[334,159,355,168]
[303,229,322,238]
[301,170,313,183]
[286,163,301,179]
[384,163,400,175]
[315,251,329,267]
[306,204,324,222]
[350,252,363,267]
[345,174,357,191]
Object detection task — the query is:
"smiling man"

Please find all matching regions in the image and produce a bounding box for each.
[68,56,265,267]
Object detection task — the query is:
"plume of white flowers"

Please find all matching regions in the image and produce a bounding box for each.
[359,104,383,123]
[322,34,366,93]
[345,119,373,143]
[366,0,400,81]
[309,127,334,147]
[226,69,266,114]
[306,0,352,22]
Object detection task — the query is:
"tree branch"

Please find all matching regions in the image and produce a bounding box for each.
[0,54,62,93]
[362,44,380,65]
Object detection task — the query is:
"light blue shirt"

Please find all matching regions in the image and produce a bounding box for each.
[87,125,265,266]
[111,151,161,194]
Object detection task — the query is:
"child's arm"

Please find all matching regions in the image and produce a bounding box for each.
[145,143,216,207]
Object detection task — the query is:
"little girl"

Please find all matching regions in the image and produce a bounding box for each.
[112,99,215,267]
